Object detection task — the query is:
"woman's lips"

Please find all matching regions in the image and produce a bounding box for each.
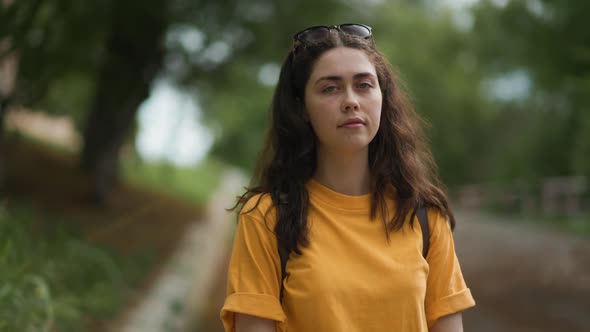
[339,118,365,128]
[340,123,364,129]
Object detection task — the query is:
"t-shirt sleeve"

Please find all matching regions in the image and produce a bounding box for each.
[220,204,285,332]
[424,210,475,328]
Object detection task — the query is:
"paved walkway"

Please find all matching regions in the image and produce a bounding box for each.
[117,169,246,332]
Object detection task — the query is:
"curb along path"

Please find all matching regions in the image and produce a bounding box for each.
[117,169,246,332]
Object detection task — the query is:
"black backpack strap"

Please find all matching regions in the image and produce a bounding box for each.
[416,206,430,258]
[278,245,289,302]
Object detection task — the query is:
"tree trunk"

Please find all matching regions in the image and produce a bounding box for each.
[0,98,6,192]
[0,29,19,193]
[81,0,168,204]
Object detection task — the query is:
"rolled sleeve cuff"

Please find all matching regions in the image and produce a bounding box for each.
[426,288,476,328]
[220,292,286,332]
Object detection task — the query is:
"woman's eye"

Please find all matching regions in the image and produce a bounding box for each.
[359,82,373,89]
[322,86,337,93]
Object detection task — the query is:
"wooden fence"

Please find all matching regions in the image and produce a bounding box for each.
[454,176,588,217]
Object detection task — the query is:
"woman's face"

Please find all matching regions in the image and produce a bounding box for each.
[304,47,382,156]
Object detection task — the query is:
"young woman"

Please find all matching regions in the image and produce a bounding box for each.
[220,24,475,332]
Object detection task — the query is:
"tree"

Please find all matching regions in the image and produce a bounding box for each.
[80,0,168,203]
[470,0,590,182]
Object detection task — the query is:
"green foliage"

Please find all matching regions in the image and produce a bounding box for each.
[572,111,590,176]
[470,0,590,182]
[1,0,109,118]
[0,204,152,331]
[122,157,225,204]
[370,3,492,185]
[3,0,590,189]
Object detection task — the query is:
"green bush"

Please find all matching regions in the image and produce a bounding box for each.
[0,204,152,331]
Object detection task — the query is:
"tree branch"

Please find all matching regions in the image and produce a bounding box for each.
[0,0,45,60]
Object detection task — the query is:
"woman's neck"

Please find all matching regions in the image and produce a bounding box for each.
[313,147,371,196]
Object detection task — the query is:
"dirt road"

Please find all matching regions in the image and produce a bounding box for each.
[455,210,590,332]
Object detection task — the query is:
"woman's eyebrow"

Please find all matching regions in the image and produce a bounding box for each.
[314,75,342,85]
[314,72,376,85]
[353,72,376,80]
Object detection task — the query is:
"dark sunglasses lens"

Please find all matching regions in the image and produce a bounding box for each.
[298,27,330,43]
[340,24,371,38]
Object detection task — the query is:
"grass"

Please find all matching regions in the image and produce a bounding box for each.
[483,206,590,236]
[0,202,154,332]
[538,214,590,235]
[122,157,225,205]
[472,191,590,236]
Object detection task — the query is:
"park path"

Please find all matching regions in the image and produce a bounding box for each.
[114,169,246,332]
[455,210,590,332]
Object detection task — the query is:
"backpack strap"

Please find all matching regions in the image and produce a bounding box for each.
[416,206,430,258]
[277,206,430,302]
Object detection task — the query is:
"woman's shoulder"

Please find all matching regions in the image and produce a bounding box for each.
[425,206,452,233]
[240,192,277,220]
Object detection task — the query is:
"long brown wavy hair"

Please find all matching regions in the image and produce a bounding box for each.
[231,29,455,256]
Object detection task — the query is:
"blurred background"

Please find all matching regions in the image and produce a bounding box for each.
[1,0,589,331]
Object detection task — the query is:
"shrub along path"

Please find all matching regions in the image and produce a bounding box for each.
[4,135,211,331]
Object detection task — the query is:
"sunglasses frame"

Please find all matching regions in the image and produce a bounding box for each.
[292,23,373,51]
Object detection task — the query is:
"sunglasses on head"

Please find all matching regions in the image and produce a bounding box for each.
[292,23,373,46]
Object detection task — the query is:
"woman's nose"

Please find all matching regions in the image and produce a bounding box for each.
[341,91,360,112]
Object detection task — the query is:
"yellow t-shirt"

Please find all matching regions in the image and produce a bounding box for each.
[221,179,475,332]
